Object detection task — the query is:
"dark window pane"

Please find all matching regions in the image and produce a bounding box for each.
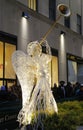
[77,14,82,34]
[64,17,70,28]
[49,0,56,20]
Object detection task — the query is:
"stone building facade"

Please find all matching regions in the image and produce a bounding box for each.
[0,0,83,88]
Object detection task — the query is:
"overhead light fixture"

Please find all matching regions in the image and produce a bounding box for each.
[22,12,30,19]
[60,31,65,46]
[60,31,65,35]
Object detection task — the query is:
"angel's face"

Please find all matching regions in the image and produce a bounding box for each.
[27,41,42,57]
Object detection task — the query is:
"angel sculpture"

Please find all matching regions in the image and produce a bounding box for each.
[12,40,58,129]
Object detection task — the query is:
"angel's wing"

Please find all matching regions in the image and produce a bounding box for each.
[12,50,35,105]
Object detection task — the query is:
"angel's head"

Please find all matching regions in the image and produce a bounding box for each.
[27,41,42,57]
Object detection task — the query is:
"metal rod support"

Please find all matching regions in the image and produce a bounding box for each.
[39,15,62,45]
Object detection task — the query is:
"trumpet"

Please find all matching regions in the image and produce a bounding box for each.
[40,4,71,45]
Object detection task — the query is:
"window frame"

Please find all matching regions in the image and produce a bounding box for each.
[49,0,56,21]
[28,0,38,11]
[64,17,70,28]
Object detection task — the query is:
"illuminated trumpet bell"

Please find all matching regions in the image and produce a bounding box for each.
[57,4,71,17]
[40,4,71,45]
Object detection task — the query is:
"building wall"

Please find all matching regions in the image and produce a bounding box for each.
[81,0,83,35]
[16,0,83,34]
[38,0,49,17]
[0,0,18,35]
[70,0,81,33]
[16,0,28,6]
[0,0,83,83]
[56,0,82,34]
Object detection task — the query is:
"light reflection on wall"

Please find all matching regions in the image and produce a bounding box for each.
[18,17,29,51]
[59,32,67,82]
[60,33,65,53]
[21,17,29,38]
[18,17,30,52]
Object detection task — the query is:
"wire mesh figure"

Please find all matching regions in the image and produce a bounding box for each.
[12,40,58,130]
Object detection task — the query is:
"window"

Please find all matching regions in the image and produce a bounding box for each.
[67,54,83,84]
[64,17,70,28]
[28,0,38,11]
[0,41,3,78]
[68,60,77,83]
[51,48,58,86]
[0,31,17,88]
[42,46,58,87]
[77,14,82,34]
[5,43,16,79]
[51,55,58,87]
[49,0,56,20]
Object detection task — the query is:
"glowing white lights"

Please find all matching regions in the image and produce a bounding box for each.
[12,40,58,128]
[60,32,65,50]
[20,17,29,38]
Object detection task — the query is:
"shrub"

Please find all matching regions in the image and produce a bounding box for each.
[43,101,83,130]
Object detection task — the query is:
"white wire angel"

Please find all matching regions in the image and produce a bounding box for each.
[12,40,58,129]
